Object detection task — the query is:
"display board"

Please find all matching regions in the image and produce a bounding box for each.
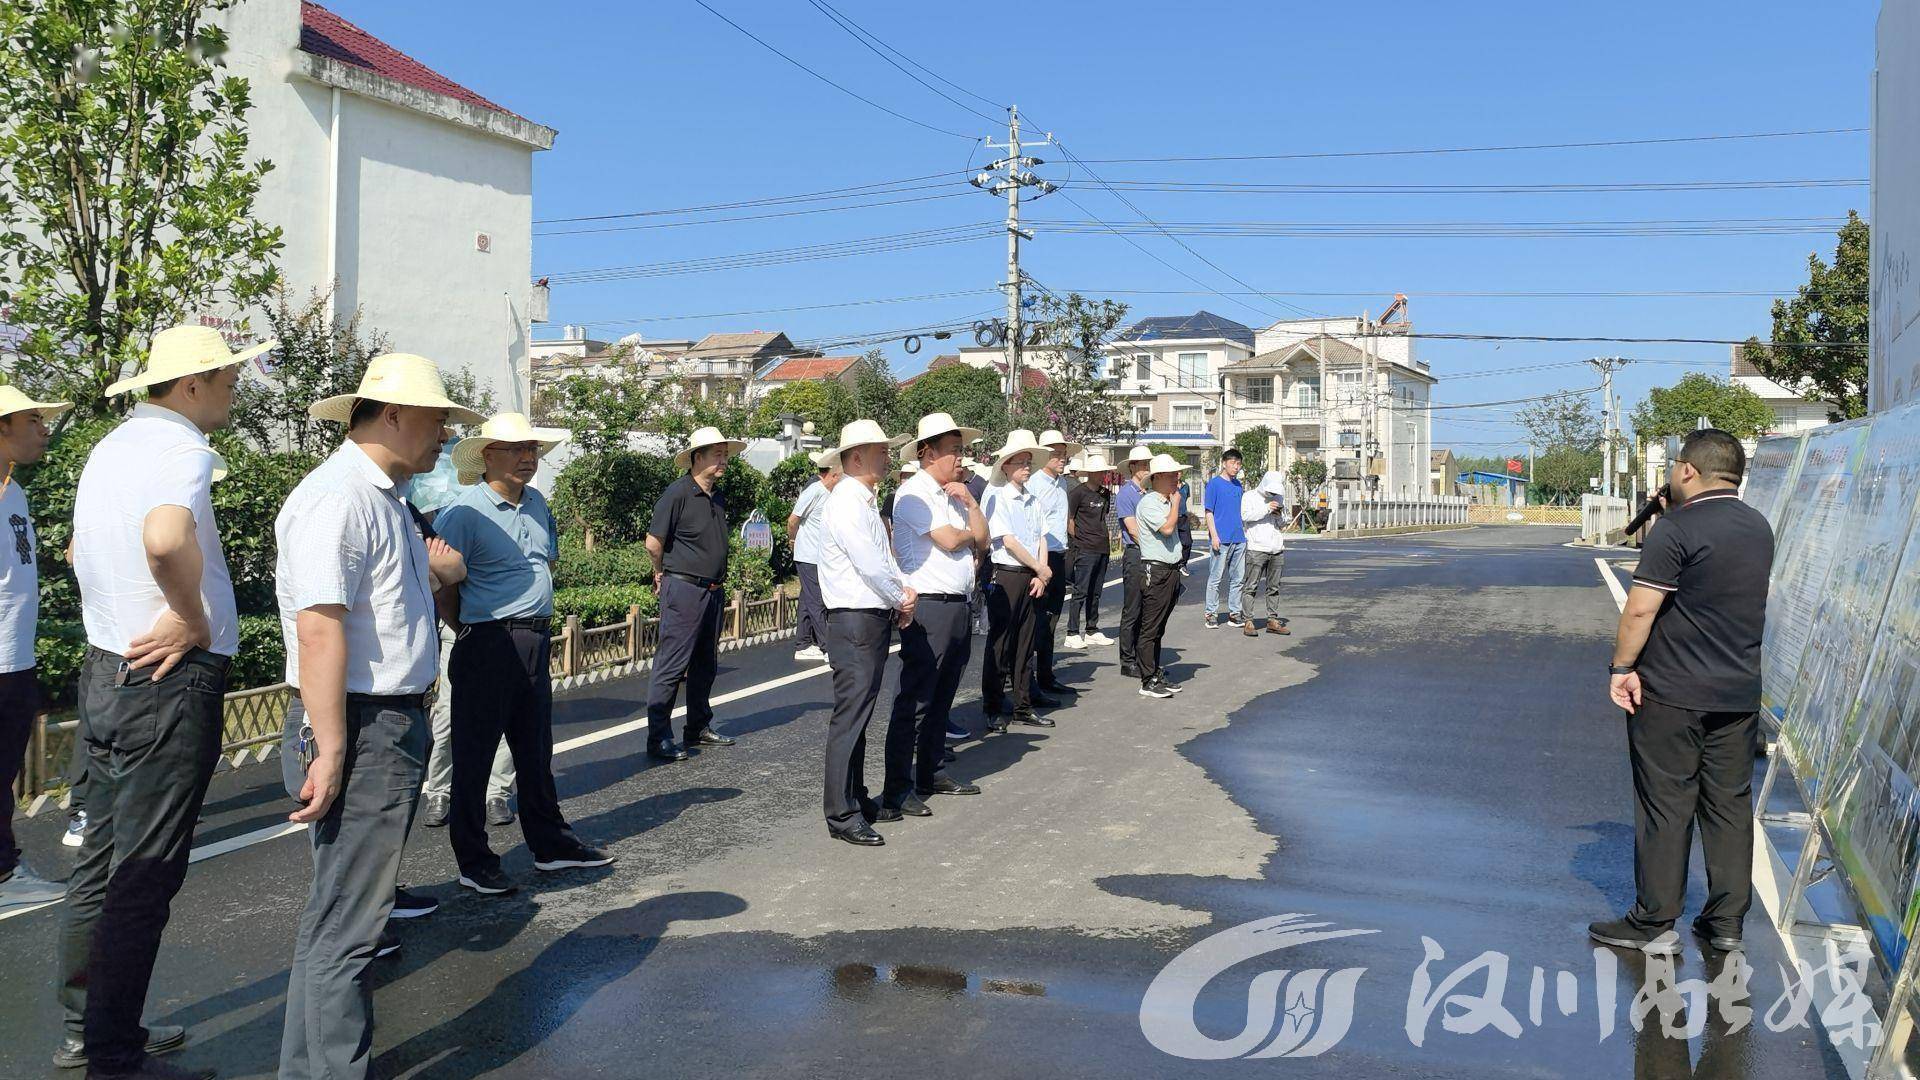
[1742,434,1809,527]
[1778,404,1920,806]
[1873,1,1920,412]
[1761,419,1872,723]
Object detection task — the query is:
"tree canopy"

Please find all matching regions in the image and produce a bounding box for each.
[1742,210,1868,421]
[1629,372,1774,442]
[896,362,1009,451]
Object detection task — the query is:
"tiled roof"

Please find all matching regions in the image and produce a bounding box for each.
[1228,335,1365,369]
[685,331,793,359]
[759,355,860,382]
[299,2,522,120]
[904,354,1046,390]
[1115,311,1254,348]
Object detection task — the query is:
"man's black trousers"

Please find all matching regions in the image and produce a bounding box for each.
[984,566,1037,712]
[1033,549,1067,685]
[1065,550,1108,636]
[1136,561,1183,682]
[1625,698,1756,932]
[0,667,39,878]
[1116,546,1143,668]
[884,596,968,804]
[794,561,825,650]
[647,575,723,745]
[824,609,892,831]
[449,621,581,876]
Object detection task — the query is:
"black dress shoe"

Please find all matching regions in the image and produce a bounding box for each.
[1587,916,1680,955]
[1039,680,1078,694]
[895,793,933,817]
[1028,692,1062,709]
[830,823,886,846]
[1691,918,1744,952]
[647,741,688,763]
[921,776,981,796]
[53,1024,187,1069]
[687,729,736,747]
[1120,663,1141,678]
[1011,709,1055,728]
[872,805,904,822]
[985,715,1009,734]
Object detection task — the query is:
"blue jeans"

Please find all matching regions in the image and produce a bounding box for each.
[1205,542,1246,616]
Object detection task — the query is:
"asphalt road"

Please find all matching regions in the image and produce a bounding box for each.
[0,525,1853,1078]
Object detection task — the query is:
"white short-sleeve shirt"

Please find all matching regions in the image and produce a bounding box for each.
[274,440,438,695]
[890,470,975,594]
[0,479,40,672]
[817,476,906,610]
[791,479,830,565]
[983,482,1045,570]
[72,404,238,656]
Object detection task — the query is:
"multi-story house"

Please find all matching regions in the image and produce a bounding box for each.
[1097,312,1256,463]
[660,331,804,405]
[747,355,872,400]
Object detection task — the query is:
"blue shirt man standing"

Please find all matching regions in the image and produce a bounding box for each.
[1202,449,1248,627]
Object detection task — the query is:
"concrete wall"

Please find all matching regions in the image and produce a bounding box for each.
[1874,1,1920,411]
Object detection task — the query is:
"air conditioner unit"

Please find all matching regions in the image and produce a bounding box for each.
[1332,458,1360,480]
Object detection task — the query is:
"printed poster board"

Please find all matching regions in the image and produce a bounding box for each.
[1742,434,1809,528]
[1761,419,1872,723]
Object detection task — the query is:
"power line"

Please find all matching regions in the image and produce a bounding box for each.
[686,0,980,140]
[535,190,975,237]
[566,288,1002,329]
[1059,287,1868,300]
[540,223,1002,284]
[803,0,1003,125]
[534,173,966,225]
[1069,127,1868,165]
[1060,177,1866,195]
[1032,216,1848,239]
[803,0,1007,113]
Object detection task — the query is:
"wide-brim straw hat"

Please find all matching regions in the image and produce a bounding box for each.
[966,461,993,482]
[310,353,486,426]
[1036,428,1085,461]
[675,426,749,470]
[816,419,908,469]
[989,428,1045,484]
[807,450,835,469]
[907,411,985,450]
[1126,445,1154,465]
[451,412,570,485]
[0,385,71,422]
[1148,453,1189,476]
[898,461,921,477]
[1073,451,1112,475]
[107,325,278,397]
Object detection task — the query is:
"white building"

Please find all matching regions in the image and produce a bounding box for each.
[214,0,555,411]
[1099,312,1257,461]
[1730,344,1833,439]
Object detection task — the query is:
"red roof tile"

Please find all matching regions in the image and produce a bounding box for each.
[760,356,860,382]
[299,2,523,120]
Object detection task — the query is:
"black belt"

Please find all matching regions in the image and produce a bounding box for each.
[293,689,429,710]
[665,570,723,591]
[473,616,552,633]
[992,564,1036,576]
[916,592,968,602]
[827,607,891,616]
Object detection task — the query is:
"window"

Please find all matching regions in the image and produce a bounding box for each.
[1171,404,1206,432]
[1334,369,1363,385]
[1295,377,1321,409]
[1241,376,1274,404]
[1177,352,1208,388]
[1134,354,1151,382]
[1132,404,1153,429]
[1338,427,1360,448]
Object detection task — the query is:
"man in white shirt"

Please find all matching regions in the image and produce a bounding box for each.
[785,454,838,663]
[1028,430,1081,701]
[0,386,67,907]
[274,353,482,1080]
[1239,470,1292,637]
[58,325,268,1080]
[981,430,1053,730]
[815,420,914,847]
[882,413,988,817]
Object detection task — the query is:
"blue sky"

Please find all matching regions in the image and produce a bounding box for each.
[324,0,1876,453]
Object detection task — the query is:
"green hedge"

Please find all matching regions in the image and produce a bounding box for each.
[553,537,651,591]
[554,584,656,626]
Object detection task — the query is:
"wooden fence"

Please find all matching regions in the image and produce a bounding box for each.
[11,584,800,814]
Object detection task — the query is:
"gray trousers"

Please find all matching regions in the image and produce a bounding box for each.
[278,695,429,1080]
[1240,549,1286,621]
[794,561,826,649]
[824,609,892,831]
[421,625,513,801]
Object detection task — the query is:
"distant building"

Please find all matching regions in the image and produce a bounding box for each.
[1430,449,1458,497]
[1730,344,1833,441]
[1457,469,1528,507]
[749,355,870,400]
[903,352,1050,393]
[1099,311,1257,464]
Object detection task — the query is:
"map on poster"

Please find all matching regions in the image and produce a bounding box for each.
[1778,403,1920,805]
[1761,419,1871,723]
[1742,434,1808,527]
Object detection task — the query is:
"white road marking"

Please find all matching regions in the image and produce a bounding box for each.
[1595,556,1628,612]
[2,555,1207,922]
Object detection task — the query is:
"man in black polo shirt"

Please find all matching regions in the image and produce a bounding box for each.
[1063,453,1113,650]
[644,427,746,762]
[1589,428,1772,955]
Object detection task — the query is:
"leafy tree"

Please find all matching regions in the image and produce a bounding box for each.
[1286,457,1326,508]
[550,450,677,549]
[851,348,901,431]
[1234,425,1275,476]
[1021,292,1132,444]
[1742,210,1868,421]
[1515,392,1602,453]
[536,345,687,456]
[767,451,818,503]
[1451,454,1512,477]
[1629,372,1774,442]
[751,378,854,440]
[231,287,385,455]
[1530,446,1603,505]
[896,362,1009,450]
[0,0,283,416]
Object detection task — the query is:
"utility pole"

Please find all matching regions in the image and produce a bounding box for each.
[975,106,1053,399]
[1586,357,1625,499]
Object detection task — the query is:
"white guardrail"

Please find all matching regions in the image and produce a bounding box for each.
[1324,491,1471,532]
[1579,494,1630,543]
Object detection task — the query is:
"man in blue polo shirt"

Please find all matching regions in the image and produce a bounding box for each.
[1202,449,1248,628]
[434,414,612,896]
[1113,446,1151,677]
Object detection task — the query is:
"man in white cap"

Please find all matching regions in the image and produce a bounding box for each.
[1135,454,1191,699]
[1240,470,1292,637]
[273,352,482,1080]
[815,420,914,846]
[785,452,838,663]
[0,386,68,909]
[58,324,270,1080]
[1112,445,1153,678]
[432,414,612,896]
[1028,430,1081,701]
[1063,452,1114,650]
[644,427,747,762]
[982,430,1053,730]
[883,413,988,818]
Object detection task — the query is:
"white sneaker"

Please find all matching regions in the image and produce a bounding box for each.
[1063,634,1085,650]
[62,812,87,848]
[1085,631,1114,647]
[794,645,828,662]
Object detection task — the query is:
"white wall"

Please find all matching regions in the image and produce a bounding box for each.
[1874,1,1920,412]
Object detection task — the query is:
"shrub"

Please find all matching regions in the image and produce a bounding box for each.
[231,613,288,691]
[551,450,677,548]
[553,537,651,591]
[725,536,774,599]
[554,584,656,626]
[766,452,817,503]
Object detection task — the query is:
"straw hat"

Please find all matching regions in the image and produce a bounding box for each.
[309,353,485,426]
[966,460,993,482]
[1147,453,1189,476]
[673,426,748,470]
[898,460,921,478]
[450,412,570,485]
[816,418,907,469]
[989,428,1045,484]
[0,385,71,422]
[1073,450,1112,475]
[1036,428,1085,462]
[905,411,984,450]
[106,325,278,397]
[1126,445,1153,465]
[807,449,835,470]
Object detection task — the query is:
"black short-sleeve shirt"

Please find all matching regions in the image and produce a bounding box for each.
[647,474,729,582]
[1630,489,1773,712]
[1067,483,1111,554]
